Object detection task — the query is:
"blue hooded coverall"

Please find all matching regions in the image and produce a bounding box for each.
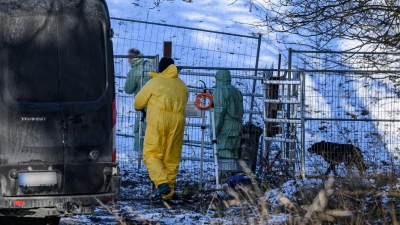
[134,64,188,200]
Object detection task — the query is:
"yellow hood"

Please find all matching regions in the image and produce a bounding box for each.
[150,64,178,78]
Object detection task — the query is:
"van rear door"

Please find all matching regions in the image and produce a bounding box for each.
[58,13,114,194]
[0,0,114,196]
[0,15,64,165]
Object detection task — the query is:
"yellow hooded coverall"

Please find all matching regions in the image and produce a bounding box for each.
[134,64,188,200]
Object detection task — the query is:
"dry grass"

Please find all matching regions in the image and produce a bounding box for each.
[203,170,400,225]
[96,198,127,225]
[100,163,400,224]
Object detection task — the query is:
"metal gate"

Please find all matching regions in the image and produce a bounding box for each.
[261,49,400,180]
[262,69,304,180]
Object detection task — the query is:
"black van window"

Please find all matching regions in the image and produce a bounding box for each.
[58,15,107,102]
[1,15,107,103]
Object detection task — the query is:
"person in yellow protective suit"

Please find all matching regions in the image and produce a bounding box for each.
[134,57,189,201]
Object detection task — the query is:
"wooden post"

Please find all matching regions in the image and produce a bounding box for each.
[268,76,281,136]
[163,41,172,58]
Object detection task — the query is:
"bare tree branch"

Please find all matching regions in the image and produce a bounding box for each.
[255,0,400,65]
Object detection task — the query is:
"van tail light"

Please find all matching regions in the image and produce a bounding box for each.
[112,98,117,162]
[106,196,113,202]
[14,200,24,206]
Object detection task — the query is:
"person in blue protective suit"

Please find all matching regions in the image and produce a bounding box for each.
[134,57,189,201]
[211,70,244,159]
[124,48,152,152]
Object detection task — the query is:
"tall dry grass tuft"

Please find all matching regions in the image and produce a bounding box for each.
[99,160,400,224]
[205,160,400,224]
[96,198,126,225]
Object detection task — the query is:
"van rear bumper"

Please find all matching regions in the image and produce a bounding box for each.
[0,176,121,217]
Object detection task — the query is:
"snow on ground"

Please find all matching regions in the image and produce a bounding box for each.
[60,1,400,224]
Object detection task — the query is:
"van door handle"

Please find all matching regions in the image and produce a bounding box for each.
[68,115,83,124]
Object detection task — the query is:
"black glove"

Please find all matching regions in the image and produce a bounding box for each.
[140,109,146,122]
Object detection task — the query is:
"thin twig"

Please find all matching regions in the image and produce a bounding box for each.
[202,192,217,225]
[96,198,126,225]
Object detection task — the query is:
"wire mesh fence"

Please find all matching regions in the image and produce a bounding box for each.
[290,50,400,177]
[303,71,400,177]
[111,17,262,68]
[111,18,264,187]
[115,65,264,187]
[112,18,400,187]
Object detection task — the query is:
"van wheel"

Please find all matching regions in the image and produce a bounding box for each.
[0,216,61,225]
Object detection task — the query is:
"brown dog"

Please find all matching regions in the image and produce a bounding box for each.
[308,141,366,176]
